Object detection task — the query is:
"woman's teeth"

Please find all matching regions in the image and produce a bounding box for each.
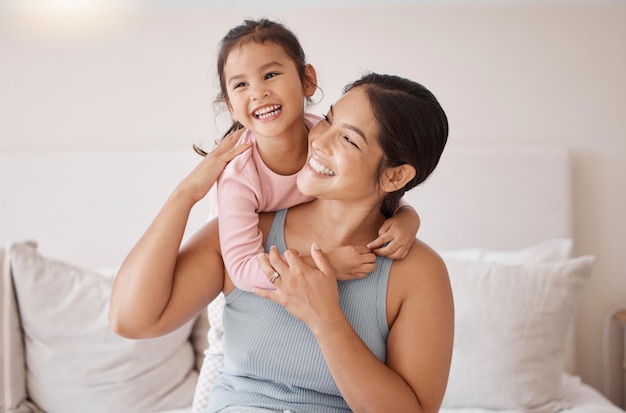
[254,105,281,119]
[308,158,335,176]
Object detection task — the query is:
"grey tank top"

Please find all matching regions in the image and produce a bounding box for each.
[207,209,392,413]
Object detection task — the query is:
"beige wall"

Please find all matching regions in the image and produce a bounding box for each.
[1,1,625,405]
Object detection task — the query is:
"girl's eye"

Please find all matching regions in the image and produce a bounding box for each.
[265,72,279,80]
[233,82,247,89]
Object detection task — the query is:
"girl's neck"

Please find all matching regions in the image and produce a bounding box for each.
[255,122,309,176]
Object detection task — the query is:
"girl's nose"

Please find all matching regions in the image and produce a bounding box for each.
[251,84,270,100]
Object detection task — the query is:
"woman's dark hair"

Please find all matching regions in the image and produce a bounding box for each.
[194,18,314,156]
[345,73,449,217]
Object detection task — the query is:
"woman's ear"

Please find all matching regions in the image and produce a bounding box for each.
[303,64,318,98]
[380,164,416,193]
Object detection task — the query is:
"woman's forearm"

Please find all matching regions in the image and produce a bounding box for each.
[108,188,197,338]
[109,132,251,338]
[313,317,423,413]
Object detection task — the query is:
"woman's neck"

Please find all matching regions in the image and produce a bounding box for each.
[288,199,385,252]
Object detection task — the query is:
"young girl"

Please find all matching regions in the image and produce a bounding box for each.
[192,19,421,411]
[198,18,421,292]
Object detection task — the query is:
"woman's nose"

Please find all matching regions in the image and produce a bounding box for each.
[310,126,331,153]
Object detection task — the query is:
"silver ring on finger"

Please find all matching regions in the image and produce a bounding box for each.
[269,271,280,284]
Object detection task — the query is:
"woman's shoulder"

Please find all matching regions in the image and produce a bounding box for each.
[388,239,451,302]
[396,239,446,272]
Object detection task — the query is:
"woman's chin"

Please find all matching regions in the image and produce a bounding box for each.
[296,169,321,197]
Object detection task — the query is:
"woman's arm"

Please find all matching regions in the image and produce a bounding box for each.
[255,241,453,413]
[109,134,251,338]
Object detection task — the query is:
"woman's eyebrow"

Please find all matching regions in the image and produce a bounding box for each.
[330,105,368,143]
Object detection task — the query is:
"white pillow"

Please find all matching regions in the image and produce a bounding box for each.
[9,241,199,413]
[438,238,573,263]
[441,255,594,411]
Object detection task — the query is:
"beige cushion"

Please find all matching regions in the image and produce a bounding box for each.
[9,241,199,413]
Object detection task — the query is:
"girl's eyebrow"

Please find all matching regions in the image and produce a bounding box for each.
[227,61,284,86]
[330,105,368,144]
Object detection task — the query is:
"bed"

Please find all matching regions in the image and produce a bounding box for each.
[1,145,623,413]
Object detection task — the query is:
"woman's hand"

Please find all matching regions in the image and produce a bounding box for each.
[254,244,343,335]
[179,129,250,203]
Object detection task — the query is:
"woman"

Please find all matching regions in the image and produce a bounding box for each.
[109,72,453,413]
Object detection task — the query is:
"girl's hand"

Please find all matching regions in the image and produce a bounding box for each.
[327,245,376,281]
[367,205,420,259]
[254,244,342,335]
[179,129,250,203]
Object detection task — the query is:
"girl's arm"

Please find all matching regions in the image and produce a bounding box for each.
[109,134,251,338]
[255,242,453,413]
[367,200,421,259]
[216,169,277,291]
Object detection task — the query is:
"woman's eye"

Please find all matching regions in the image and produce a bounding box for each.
[344,136,359,148]
[322,114,330,122]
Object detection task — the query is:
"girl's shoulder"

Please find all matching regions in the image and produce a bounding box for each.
[304,112,323,128]
[222,130,257,177]
[236,128,256,145]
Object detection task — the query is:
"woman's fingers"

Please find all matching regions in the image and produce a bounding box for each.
[310,243,334,279]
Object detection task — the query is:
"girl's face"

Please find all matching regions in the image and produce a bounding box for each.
[297,87,385,202]
[223,41,315,139]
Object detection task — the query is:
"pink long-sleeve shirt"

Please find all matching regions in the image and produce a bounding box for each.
[215,113,320,291]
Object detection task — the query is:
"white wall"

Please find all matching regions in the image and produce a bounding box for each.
[1,1,625,405]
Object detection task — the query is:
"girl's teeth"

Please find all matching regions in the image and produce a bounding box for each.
[309,158,335,176]
[254,105,281,119]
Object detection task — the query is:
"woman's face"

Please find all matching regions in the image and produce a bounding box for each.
[297,86,385,202]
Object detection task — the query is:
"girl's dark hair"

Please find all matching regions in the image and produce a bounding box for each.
[194,18,313,156]
[345,73,449,217]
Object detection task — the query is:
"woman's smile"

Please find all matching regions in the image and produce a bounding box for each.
[307,157,335,176]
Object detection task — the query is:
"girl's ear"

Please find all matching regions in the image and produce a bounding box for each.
[303,64,318,98]
[380,164,416,193]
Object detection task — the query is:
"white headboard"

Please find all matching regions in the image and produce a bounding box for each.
[0,150,212,269]
[406,145,572,250]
